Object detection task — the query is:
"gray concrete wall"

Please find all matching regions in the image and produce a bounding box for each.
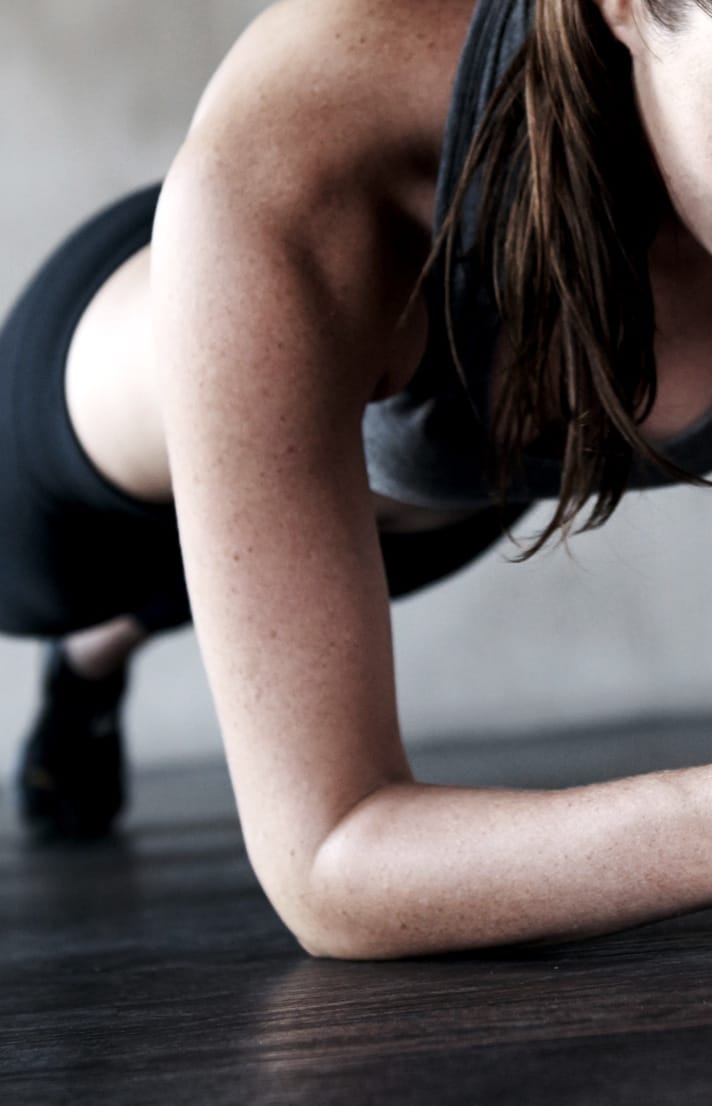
[1,0,711,792]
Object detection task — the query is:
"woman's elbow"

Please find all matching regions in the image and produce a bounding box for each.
[275,838,414,962]
[291,918,403,962]
[275,883,393,962]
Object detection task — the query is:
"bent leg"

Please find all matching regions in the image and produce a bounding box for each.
[0,186,190,835]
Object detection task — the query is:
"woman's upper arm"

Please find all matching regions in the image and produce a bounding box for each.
[149,90,427,949]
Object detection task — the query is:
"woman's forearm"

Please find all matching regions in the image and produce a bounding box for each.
[307,764,712,959]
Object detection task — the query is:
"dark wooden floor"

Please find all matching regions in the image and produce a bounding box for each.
[4,717,712,1105]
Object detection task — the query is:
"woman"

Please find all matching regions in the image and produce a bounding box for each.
[4,0,712,958]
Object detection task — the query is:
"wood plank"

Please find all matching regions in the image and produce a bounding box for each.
[3,724,712,1104]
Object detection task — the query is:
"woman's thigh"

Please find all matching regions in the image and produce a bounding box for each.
[0,186,190,637]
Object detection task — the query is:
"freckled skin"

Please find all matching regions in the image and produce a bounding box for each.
[68,0,712,958]
[66,0,477,531]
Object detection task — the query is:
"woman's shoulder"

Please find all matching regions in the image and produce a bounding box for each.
[182,0,478,234]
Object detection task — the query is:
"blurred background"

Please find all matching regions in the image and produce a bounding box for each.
[1,0,712,793]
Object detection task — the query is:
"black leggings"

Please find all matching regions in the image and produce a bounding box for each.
[0,184,531,639]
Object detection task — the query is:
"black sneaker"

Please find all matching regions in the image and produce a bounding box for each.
[16,641,129,839]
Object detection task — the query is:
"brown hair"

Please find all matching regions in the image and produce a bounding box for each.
[422,0,712,559]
